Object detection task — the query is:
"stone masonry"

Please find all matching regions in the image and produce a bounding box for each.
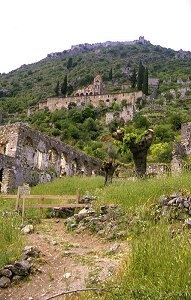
[171,122,191,173]
[0,123,102,193]
[39,90,142,113]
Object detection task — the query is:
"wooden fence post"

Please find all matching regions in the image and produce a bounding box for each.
[21,195,26,226]
[15,188,20,211]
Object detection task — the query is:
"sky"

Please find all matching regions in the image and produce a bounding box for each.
[0,0,191,73]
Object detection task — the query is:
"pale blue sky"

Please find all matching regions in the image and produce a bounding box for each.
[0,0,191,73]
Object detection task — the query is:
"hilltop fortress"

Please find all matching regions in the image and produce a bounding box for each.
[47,36,150,59]
[39,75,143,123]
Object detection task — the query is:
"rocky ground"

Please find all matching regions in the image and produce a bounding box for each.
[0,217,128,300]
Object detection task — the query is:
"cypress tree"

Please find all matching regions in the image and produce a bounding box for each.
[137,61,145,91]
[142,67,149,95]
[61,75,68,97]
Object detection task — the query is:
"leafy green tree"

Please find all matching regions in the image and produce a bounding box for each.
[134,113,149,129]
[142,67,148,95]
[137,61,145,91]
[61,75,67,97]
[169,113,183,130]
[150,142,173,163]
[154,124,175,142]
[129,68,137,88]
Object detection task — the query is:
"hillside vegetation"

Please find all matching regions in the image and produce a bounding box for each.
[0,41,191,165]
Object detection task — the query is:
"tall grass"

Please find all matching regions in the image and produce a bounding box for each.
[0,214,23,268]
[97,173,191,211]
[31,176,103,195]
[117,223,191,300]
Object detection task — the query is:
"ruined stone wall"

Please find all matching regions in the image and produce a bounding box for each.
[171,122,191,174]
[0,123,20,157]
[39,91,143,113]
[0,123,102,193]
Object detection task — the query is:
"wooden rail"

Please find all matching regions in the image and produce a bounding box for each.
[0,189,87,223]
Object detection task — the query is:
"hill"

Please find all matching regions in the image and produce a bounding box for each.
[0,38,191,164]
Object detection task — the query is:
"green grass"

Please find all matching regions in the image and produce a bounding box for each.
[97,173,191,211]
[1,174,191,298]
[0,214,23,268]
[31,176,103,195]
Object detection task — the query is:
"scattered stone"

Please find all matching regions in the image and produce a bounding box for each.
[23,246,40,258]
[0,276,11,288]
[12,275,24,283]
[21,224,34,234]
[63,272,71,279]
[0,268,12,278]
[79,196,95,204]
[184,218,191,227]
[5,260,31,276]
[51,240,57,246]
[107,243,120,254]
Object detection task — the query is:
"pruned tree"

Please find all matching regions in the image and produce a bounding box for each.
[112,128,154,177]
[102,159,119,185]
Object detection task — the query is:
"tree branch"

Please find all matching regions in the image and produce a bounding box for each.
[44,286,120,300]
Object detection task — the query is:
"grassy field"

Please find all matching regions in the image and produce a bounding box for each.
[1,173,191,298]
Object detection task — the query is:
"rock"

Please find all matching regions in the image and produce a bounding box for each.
[79,196,95,204]
[160,196,168,206]
[168,199,176,206]
[51,240,57,246]
[12,275,24,283]
[5,260,31,276]
[0,268,12,278]
[0,276,11,288]
[70,223,78,229]
[63,272,71,279]
[21,225,34,234]
[23,246,40,258]
[184,218,191,227]
[107,243,120,254]
[184,201,190,208]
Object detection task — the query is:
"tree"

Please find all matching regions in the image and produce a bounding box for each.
[54,81,60,96]
[142,67,148,95]
[112,128,154,177]
[102,159,119,185]
[129,68,137,88]
[109,68,113,80]
[67,57,73,69]
[137,61,145,91]
[61,75,67,97]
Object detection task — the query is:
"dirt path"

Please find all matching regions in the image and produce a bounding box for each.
[0,219,128,300]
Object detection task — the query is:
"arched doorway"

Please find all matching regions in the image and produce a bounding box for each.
[60,152,67,176]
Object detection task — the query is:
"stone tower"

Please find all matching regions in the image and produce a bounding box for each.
[93,75,103,95]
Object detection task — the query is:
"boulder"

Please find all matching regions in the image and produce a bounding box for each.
[0,276,11,288]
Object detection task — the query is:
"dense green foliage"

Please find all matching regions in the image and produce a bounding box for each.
[0,42,191,164]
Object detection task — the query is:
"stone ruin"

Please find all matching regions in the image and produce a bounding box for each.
[0,123,102,193]
[171,122,191,173]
